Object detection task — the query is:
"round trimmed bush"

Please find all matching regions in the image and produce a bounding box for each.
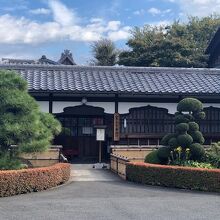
[194,111,206,120]
[177,134,193,148]
[168,137,178,149]
[190,131,205,144]
[188,122,199,131]
[184,114,194,121]
[176,123,189,133]
[177,98,203,113]
[190,143,205,160]
[175,114,189,124]
[161,134,175,146]
[157,147,171,159]
[144,150,161,164]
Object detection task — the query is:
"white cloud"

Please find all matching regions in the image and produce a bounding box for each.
[148,7,161,16]
[48,0,78,26]
[168,0,220,17]
[133,9,145,15]
[29,8,51,15]
[134,8,172,16]
[108,26,131,41]
[0,0,130,44]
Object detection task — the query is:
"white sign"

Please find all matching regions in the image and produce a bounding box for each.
[96,128,105,141]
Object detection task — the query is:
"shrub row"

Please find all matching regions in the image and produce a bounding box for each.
[0,163,70,197]
[126,162,220,192]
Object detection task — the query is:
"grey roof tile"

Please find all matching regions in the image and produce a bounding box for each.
[1,64,220,95]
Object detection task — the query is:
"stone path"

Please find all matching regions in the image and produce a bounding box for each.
[70,164,121,182]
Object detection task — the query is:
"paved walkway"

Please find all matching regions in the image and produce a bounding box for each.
[70,164,121,182]
[0,164,220,220]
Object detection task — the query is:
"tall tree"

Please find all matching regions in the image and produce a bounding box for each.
[118,16,220,68]
[91,38,117,66]
[0,70,61,168]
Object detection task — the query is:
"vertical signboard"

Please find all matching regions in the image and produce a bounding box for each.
[114,113,120,141]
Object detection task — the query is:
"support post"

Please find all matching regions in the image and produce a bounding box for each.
[99,141,102,163]
[49,93,53,114]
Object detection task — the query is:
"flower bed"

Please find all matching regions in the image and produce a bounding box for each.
[0,163,70,197]
[126,162,220,192]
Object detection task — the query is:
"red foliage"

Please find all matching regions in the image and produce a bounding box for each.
[126,162,220,192]
[0,163,71,197]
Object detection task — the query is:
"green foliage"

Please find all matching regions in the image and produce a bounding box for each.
[61,127,72,136]
[91,38,117,66]
[184,114,194,121]
[174,114,189,124]
[118,15,220,68]
[205,142,220,168]
[177,134,193,148]
[188,122,199,131]
[194,111,206,120]
[0,153,23,170]
[161,133,175,145]
[171,159,214,169]
[190,143,205,160]
[157,147,171,159]
[0,70,62,169]
[190,131,205,144]
[159,97,205,164]
[168,137,178,149]
[144,150,161,164]
[177,98,203,113]
[176,123,189,133]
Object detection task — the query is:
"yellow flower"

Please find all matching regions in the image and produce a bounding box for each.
[176,146,182,152]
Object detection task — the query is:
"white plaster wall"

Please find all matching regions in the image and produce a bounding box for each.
[119,102,178,114]
[203,103,220,109]
[52,102,115,113]
[52,102,81,113]
[119,102,220,114]
[50,101,220,114]
[37,101,49,113]
[87,102,115,114]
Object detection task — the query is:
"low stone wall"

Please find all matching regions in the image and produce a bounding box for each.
[111,145,156,162]
[20,146,62,167]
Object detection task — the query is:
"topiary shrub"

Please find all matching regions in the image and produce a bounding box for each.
[150,98,206,165]
[188,122,199,131]
[177,134,193,148]
[157,147,171,159]
[144,150,161,164]
[177,98,203,112]
[168,137,178,149]
[161,134,175,146]
[190,131,205,144]
[176,123,189,133]
[190,143,205,160]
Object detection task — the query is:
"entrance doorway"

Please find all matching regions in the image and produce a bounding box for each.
[54,105,109,162]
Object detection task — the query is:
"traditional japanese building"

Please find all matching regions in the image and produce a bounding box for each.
[1,61,220,161]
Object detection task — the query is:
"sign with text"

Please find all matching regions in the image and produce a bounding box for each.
[114,113,120,141]
[96,128,105,141]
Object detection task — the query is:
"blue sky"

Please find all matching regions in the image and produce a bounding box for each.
[0,0,218,64]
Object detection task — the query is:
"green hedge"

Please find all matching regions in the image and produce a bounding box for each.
[0,163,70,197]
[126,162,220,192]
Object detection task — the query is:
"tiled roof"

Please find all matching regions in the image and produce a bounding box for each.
[1,64,220,95]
